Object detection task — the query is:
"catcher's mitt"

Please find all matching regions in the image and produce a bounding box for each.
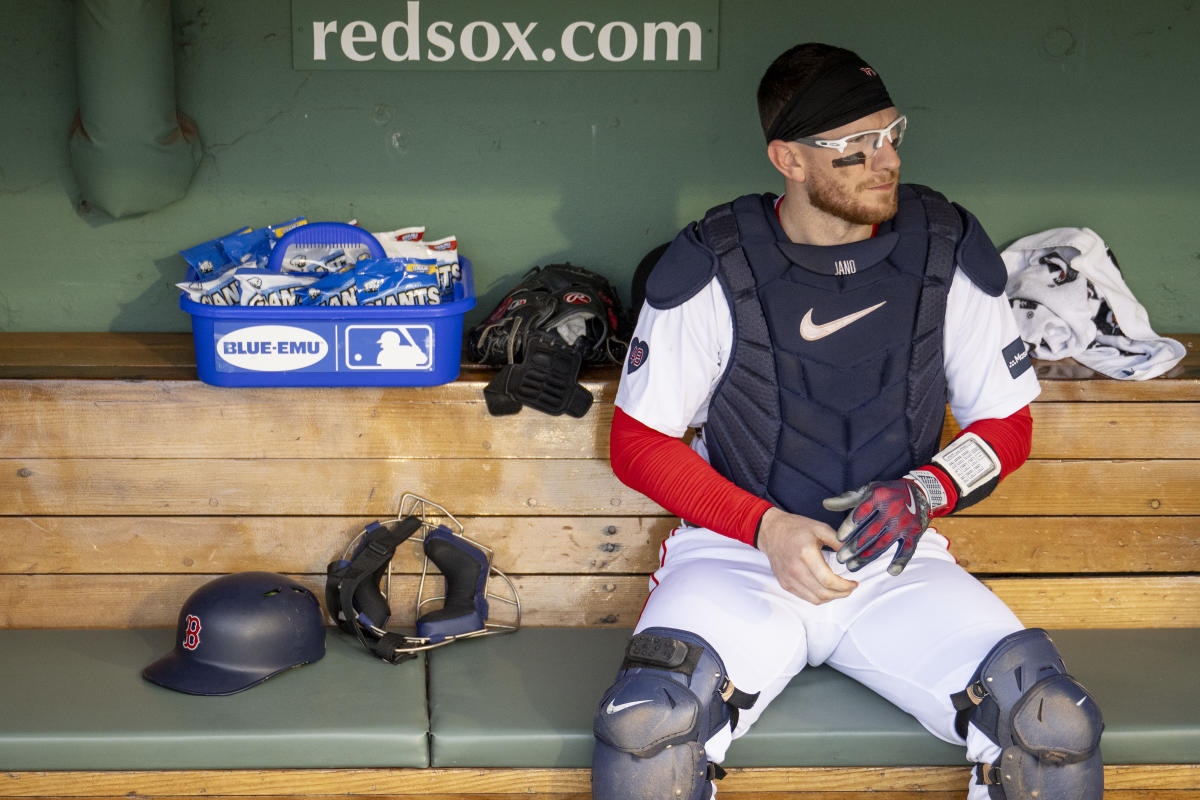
[468,263,630,417]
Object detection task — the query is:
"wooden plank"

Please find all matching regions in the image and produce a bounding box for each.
[0,764,1195,797]
[0,458,652,516]
[5,379,1196,460]
[0,516,673,576]
[2,458,1197,516]
[3,515,1196,576]
[1,574,1195,630]
[0,333,197,377]
[993,575,1200,628]
[948,402,1200,459]
[0,380,613,460]
[934,516,1200,573]
[1034,375,1200,401]
[961,460,1200,516]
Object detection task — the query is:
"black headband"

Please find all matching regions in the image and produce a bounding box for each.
[765,51,894,143]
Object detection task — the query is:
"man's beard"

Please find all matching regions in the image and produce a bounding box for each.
[806,168,900,225]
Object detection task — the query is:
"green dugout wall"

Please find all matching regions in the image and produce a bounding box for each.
[1,0,1197,332]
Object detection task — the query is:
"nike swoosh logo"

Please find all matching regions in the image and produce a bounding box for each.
[905,487,917,515]
[800,301,887,341]
[606,698,653,715]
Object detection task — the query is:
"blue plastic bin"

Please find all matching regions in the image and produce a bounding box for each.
[181,259,475,387]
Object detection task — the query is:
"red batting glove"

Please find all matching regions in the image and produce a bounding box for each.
[821,477,933,576]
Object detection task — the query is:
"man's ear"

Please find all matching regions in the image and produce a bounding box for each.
[766,139,806,183]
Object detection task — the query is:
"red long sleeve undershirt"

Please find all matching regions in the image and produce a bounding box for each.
[609,405,1033,547]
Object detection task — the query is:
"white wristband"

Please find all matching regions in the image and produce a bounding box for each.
[905,469,949,512]
[931,432,1002,495]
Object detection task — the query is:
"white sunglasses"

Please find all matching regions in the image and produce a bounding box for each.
[795,115,907,155]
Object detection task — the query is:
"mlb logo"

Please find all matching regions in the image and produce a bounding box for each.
[344,324,435,371]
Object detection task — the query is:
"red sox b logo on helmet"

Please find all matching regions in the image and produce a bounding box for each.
[182,614,202,651]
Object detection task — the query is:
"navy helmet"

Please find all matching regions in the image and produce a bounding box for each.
[143,571,326,695]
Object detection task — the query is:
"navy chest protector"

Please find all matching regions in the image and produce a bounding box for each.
[648,185,1004,526]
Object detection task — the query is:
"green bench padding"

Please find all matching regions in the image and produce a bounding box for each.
[0,628,428,770]
[3,627,1196,771]
[427,627,1200,768]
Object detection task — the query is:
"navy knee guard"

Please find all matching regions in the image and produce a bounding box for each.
[952,628,1104,800]
[591,628,757,800]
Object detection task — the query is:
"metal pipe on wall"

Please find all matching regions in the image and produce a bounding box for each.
[68,0,201,218]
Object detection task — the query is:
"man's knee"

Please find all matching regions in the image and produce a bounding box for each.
[591,628,756,800]
[953,628,1104,799]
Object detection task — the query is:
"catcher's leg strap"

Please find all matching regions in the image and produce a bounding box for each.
[591,628,757,800]
[483,337,593,417]
[952,628,1104,800]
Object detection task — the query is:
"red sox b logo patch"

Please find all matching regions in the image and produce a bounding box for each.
[182,614,202,651]
[627,337,649,373]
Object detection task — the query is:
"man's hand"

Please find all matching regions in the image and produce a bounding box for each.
[822,478,931,576]
[756,507,857,604]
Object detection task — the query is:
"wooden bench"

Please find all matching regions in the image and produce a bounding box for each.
[1,331,1197,799]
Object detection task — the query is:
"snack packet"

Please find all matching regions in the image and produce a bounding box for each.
[372,235,460,292]
[270,216,308,240]
[357,266,441,306]
[277,246,365,275]
[219,217,309,270]
[234,270,321,306]
[179,227,251,281]
[221,228,273,269]
[375,235,455,262]
[176,268,241,306]
[298,271,358,306]
[372,225,425,250]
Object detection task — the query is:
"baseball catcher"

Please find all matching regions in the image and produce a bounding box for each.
[591,42,1103,800]
[468,263,630,417]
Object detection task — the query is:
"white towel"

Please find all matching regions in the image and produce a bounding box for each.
[1001,227,1185,380]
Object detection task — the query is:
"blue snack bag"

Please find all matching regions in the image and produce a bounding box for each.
[298,271,358,306]
[221,228,273,269]
[269,216,308,241]
[357,267,441,306]
[180,227,251,281]
[354,255,435,274]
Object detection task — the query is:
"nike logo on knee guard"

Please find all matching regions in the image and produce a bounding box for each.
[606,698,654,714]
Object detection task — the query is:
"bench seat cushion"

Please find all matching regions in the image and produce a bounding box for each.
[0,628,428,770]
[427,627,1200,768]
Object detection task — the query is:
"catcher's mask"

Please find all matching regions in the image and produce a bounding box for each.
[325,494,520,664]
[142,571,326,695]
